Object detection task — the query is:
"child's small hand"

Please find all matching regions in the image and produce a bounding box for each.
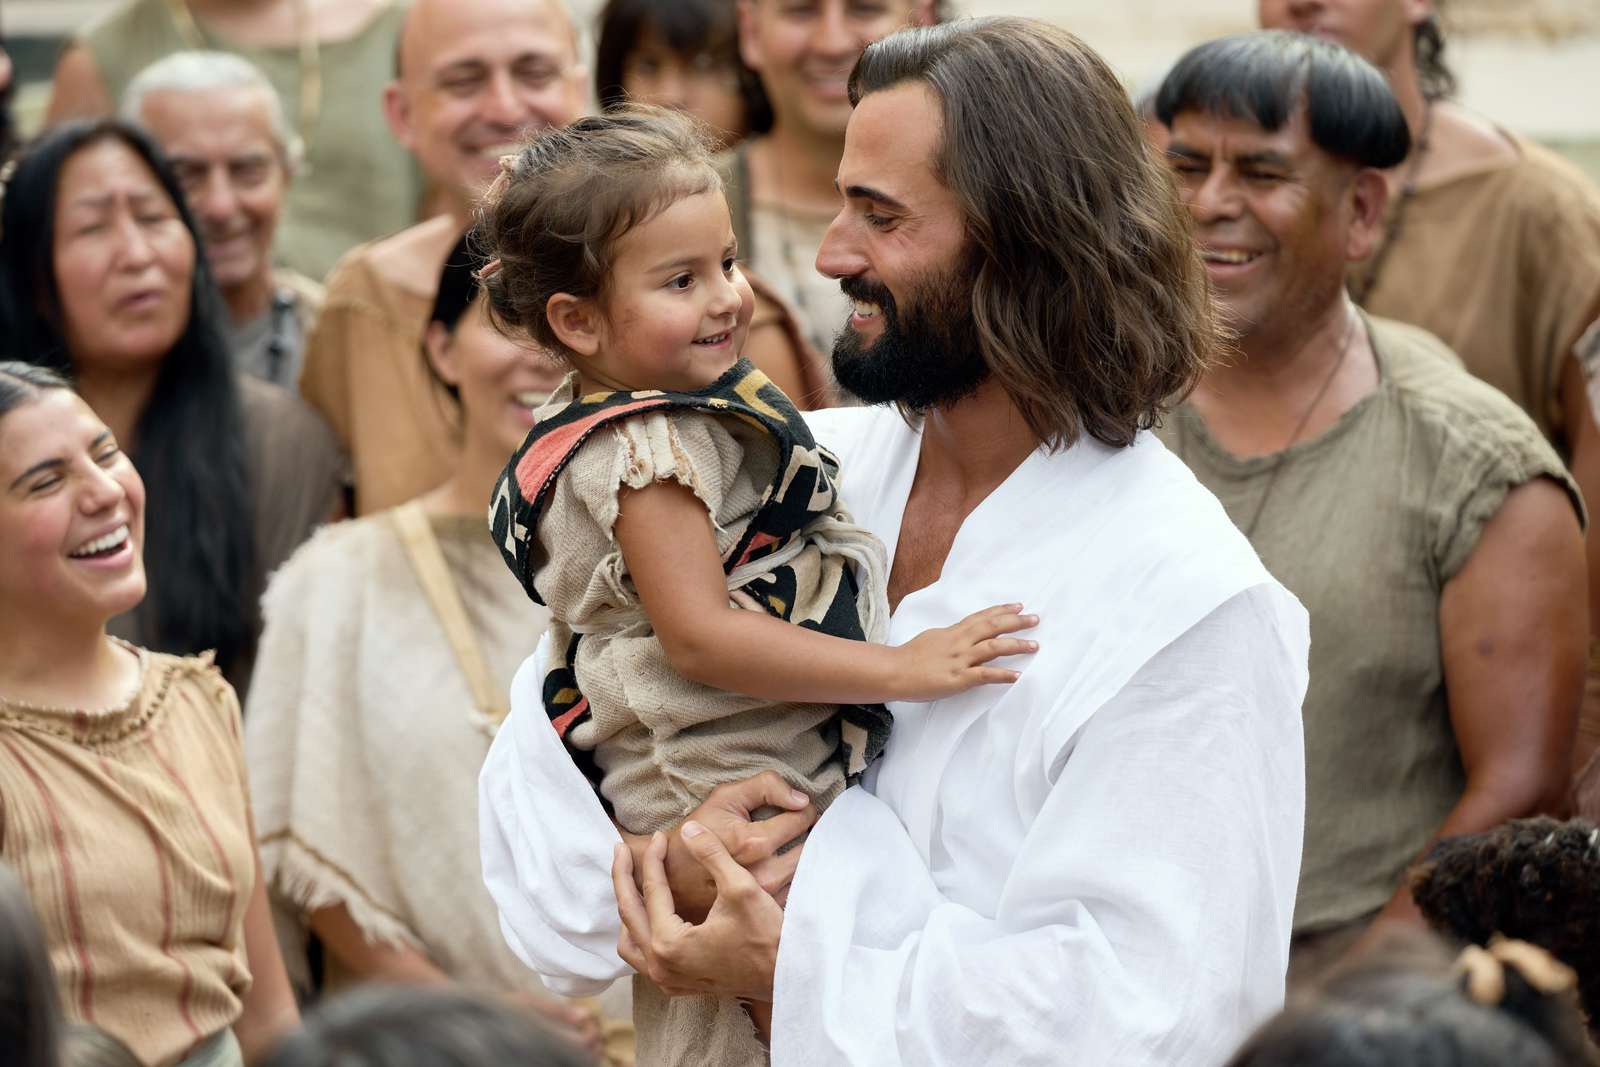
[891,603,1039,702]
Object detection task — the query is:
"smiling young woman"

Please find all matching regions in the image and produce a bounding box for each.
[0,363,298,1067]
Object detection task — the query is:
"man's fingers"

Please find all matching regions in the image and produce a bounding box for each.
[738,805,817,857]
[748,841,804,897]
[617,924,647,973]
[611,843,653,968]
[639,831,688,934]
[682,821,763,897]
[713,769,811,816]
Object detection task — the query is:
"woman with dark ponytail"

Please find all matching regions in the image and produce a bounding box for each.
[0,118,342,699]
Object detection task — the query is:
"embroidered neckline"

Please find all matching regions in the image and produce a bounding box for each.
[0,642,184,748]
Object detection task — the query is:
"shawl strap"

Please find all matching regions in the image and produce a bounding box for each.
[391,502,505,723]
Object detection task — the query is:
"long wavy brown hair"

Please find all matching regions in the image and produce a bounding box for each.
[849,18,1217,450]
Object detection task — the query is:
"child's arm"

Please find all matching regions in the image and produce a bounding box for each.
[614,479,1037,705]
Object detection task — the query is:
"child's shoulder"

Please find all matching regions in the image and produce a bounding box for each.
[520,398,747,508]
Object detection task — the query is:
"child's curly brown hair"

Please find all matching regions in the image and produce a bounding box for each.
[474,105,723,359]
[1408,816,1600,1043]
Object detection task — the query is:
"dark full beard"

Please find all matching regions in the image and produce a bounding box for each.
[831,259,988,412]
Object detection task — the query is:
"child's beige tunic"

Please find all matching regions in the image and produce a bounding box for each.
[519,373,889,834]
[491,363,892,1066]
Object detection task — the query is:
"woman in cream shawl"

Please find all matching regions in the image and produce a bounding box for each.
[243,240,630,1063]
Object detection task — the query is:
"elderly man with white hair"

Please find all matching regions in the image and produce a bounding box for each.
[125,51,323,387]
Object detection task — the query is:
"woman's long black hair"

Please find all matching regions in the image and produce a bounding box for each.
[0,119,254,671]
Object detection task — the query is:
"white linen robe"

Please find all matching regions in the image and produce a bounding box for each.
[479,408,1309,1065]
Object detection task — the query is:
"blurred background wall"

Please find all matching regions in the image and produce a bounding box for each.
[7,0,1596,179]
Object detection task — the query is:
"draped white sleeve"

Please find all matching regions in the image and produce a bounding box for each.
[479,642,629,996]
[772,583,1308,1067]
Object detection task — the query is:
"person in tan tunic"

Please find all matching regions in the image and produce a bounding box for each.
[0,363,298,1067]
[1258,0,1600,791]
[298,0,587,517]
[1155,32,1586,986]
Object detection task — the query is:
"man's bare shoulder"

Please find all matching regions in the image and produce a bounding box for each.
[320,214,464,310]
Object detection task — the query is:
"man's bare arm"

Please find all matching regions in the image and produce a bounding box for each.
[1561,352,1600,633]
[1357,477,1584,942]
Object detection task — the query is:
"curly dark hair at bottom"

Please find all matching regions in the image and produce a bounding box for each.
[1409,816,1600,1041]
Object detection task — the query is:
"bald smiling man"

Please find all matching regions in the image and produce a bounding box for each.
[299,0,587,515]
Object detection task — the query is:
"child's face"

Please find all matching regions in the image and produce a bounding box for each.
[587,190,754,393]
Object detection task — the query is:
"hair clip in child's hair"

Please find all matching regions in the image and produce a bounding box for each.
[476,257,504,282]
[1455,937,1577,1006]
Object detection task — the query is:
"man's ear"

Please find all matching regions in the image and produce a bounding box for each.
[1345,167,1390,263]
[381,81,415,152]
[423,321,459,386]
[736,0,764,73]
[910,0,938,27]
[1403,0,1433,31]
[547,293,602,358]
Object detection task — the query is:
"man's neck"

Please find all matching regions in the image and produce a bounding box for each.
[1191,296,1377,458]
[75,362,163,451]
[225,270,276,327]
[752,121,847,213]
[1227,297,1354,386]
[917,380,1041,501]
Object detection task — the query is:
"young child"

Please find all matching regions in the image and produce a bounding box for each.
[479,107,1035,1064]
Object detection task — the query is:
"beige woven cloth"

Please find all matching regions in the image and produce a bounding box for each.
[523,385,890,1066]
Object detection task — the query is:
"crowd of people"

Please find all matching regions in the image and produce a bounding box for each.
[0,1,1598,1065]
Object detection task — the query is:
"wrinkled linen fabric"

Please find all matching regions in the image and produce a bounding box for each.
[480,406,1309,1065]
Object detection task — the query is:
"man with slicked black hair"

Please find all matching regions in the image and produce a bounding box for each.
[1257,3,1600,780]
[1156,30,1586,988]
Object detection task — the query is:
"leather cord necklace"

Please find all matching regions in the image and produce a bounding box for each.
[1178,303,1361,540]
[1352,99,1433,306]
[1239,305,1361,539]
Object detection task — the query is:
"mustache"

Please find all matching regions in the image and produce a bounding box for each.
[839,276,896,316]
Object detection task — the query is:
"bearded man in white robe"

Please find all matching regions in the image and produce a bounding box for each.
[479,17,1310,1065]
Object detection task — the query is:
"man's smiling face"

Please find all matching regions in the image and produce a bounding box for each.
[1164,107,1357,344]
[815,82,987,409]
